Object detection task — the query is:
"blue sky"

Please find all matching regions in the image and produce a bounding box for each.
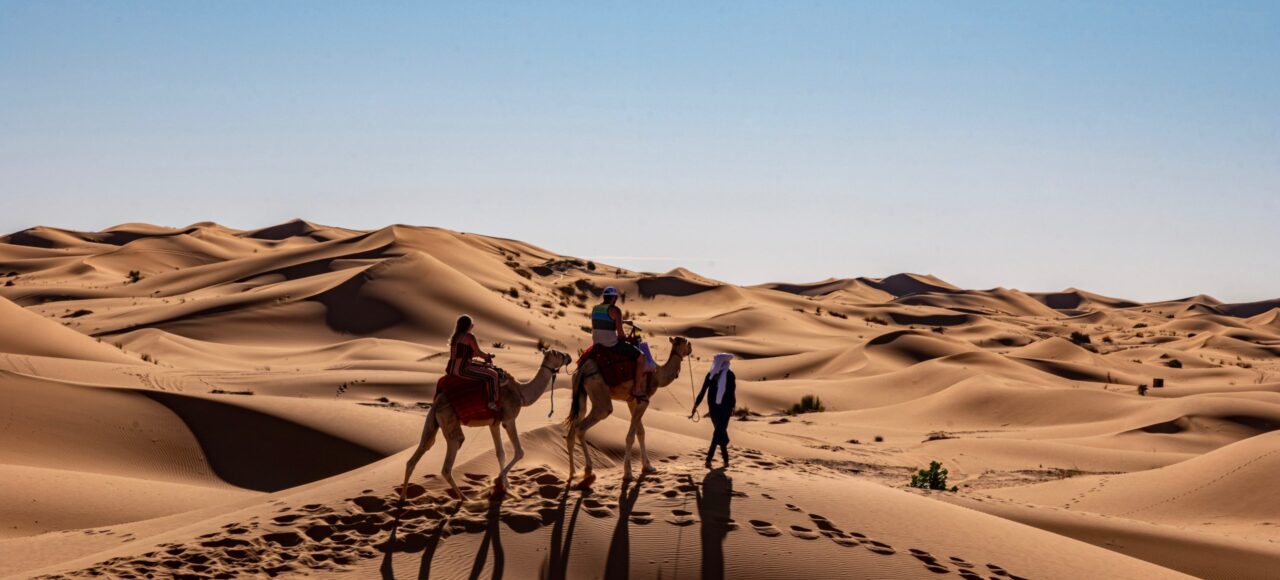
[2,1,1277,301]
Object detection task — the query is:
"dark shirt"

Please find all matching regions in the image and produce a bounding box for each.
[694,370,736,414]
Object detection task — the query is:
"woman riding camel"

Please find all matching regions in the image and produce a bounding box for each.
[447,315,500,411]
[692,353,736,468]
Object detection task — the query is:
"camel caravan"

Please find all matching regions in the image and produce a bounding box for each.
[400,287,698,501]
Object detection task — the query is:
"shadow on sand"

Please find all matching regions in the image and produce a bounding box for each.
[378,499,464,580]
[696,469,733,580]
[603,476,646,579]
[545,487,586,580]
[378,477,686,580]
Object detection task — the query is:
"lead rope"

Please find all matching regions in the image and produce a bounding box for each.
[687,357,700,423]
[546,368,558,419]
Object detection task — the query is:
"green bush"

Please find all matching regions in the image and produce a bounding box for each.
[910,461,956,492]
[127,270,142,283]
[789,394,825,414]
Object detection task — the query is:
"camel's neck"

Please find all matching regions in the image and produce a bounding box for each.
[506,357,558,406]
[654,349,686,389]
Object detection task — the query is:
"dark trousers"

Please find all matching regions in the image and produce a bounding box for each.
[705,409,731,464]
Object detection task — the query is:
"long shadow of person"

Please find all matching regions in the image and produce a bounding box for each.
[545,487,585,580]
[467,499,505,579]
[696,469,733,580]
[603,476,646,579]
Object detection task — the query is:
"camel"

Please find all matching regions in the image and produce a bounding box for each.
[564,336,694,487]
[400,349,573,501]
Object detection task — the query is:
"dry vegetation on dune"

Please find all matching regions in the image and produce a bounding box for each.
[1,221,1279,578]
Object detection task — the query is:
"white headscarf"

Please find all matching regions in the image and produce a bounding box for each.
[706,353,734,405]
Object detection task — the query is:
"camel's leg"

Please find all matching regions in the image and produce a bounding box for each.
[440,426,466,501]
[566,419,578,484]
[400,410,441,501]
[498,419,523,490]
[622,399,648,481]
[489,422,507,497]
[637,419,657,474]
[574,390,612,489]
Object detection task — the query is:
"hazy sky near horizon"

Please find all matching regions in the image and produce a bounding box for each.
[2,1,1278,302]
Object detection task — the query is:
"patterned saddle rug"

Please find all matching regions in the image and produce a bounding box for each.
[577,344,638,388]
[436,373,500,425]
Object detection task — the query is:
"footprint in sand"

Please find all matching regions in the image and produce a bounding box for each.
[865,540,896,555]
[789,525,820,540]
[748,519,783,537]
[665,509,698,526]
[629,511,655,525]
[784,503,802,512]
[948,556,975,569]
[808,513,842,533]
[908,549,950,574]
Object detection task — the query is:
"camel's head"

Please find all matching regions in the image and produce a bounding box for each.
[543,349,572,370]
[668,336,693,358]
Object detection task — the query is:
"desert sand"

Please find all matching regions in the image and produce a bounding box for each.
[2,221,1278,579]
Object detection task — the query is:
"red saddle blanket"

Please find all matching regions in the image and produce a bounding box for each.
[577,344,637,388]
[436,374,498,424]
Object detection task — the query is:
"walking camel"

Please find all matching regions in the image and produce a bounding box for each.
[564,336,694,487]
[400,349,573,501]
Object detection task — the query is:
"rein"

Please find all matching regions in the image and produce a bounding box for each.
[686,356,700,423]
[543,363,559,418]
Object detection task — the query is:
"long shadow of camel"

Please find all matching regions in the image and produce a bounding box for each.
[603,476,646,579]
[467,500,505,579]
[545,486,586,580]
[378,497,464,580]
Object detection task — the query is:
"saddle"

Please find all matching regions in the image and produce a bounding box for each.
[436,373,500,426]
[577,344,639,389]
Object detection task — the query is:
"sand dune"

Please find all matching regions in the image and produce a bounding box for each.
[2,221,1278,578]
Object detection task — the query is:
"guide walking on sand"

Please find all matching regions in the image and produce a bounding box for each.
[692,353,736,468]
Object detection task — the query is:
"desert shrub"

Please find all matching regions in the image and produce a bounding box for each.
[127,270,142,283]
[829,311,848,319]
[1133,323,1148,328]
[579,325,592,333]
[1102,336,1114,344]
[508,287,519,298]
[63,309,93,318]
[492,341,506,349]
[864,315,888,326]
[930,326,945,334]
[1069,331,1091,345]
[1138,383,1149,396]
[910,461,956,491]
[587,261,596,271]
[514,268,533,279]
[874,435,884,443]
[1166,359,1183,369]
[3,280,12,287]
[788,394,825,414]
[210,388,254,396]
[925,431,954,442]
[733,407,753,421]
[658,312,669,317]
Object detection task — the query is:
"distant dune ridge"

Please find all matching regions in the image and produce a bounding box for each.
[1,221,1278,579]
